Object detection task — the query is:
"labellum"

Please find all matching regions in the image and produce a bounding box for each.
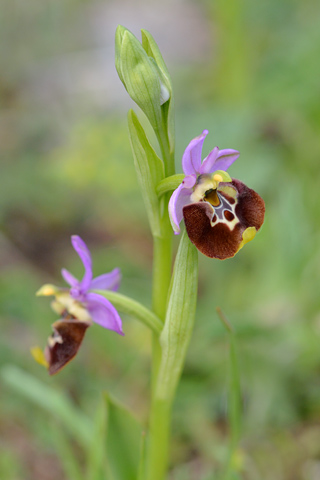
[45,313,91,375]
[183,178,265,259]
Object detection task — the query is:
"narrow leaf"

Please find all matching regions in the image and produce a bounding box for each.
[128,109,164,237]
[105,394,143,480]
[141,29,171,82]
[49,422,85,480]
[1,365,93,448]
[86,398,111,480]
[115,25,126,85]
[137,431,147,480]
[156,230,198,402]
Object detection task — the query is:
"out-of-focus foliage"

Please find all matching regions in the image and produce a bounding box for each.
[1,0,320,479]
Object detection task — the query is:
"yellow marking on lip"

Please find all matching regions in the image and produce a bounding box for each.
[238,227,257,251]
[213,173,223,183]
[31,346,49,368]
[36,284,58,297]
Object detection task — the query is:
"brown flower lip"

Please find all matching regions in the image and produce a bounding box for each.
[45,315,90,375]
[183,179,265,259]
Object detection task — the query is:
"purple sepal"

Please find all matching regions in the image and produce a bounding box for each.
[89,268,121,291]
[71,235,93,292]
[182,130,208,175]
[86,292,124,336]
[211,149,240,172]
[169,175,196,234]
[61,268,78,287]
[62,236,123,334]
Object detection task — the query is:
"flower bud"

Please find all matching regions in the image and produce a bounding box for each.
[115,25,166,131]
[141,28,174,151]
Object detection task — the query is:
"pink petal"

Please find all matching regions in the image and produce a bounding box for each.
[90,268,121,292]
[61,268,79,287]
[199,146,219,174]
[182,130,208,175]
[169,176,196,234]
[211,149,240,172]
[71,235,93,292]
[86,292,124,335]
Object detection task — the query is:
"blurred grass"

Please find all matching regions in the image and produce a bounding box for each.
[1,0,320,479]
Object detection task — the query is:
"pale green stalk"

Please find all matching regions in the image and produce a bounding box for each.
[155,111,175,178]
[148,194,173,477]
[147,122,175,480]
[147,231,198,480]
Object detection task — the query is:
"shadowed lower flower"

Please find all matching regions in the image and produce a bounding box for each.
[169,130,265,259]
[35,235,123,375]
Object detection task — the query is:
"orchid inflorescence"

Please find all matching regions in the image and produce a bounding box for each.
[33,25,265,480]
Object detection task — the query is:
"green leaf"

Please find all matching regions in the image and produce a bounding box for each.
[156,230,198,402]
[128,109,164,237]
[156,174,185,197]
[115,25,126,85]
[49,422,85,480]
[1,365,93,449]
[105,394,143,480]
[141,30,171,84]
[86,398,112,480]
[137,431,147,480]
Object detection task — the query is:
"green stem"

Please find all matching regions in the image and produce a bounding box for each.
[151,230,172,320]
[150,227,171,388]
[147,106,175,480]
[155,116,175,177]
[146,398,172,480]
[147,199,173,480]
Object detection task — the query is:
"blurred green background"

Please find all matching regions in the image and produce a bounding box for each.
[1,0,320,479]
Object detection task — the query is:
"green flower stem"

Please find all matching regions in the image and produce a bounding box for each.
[155,117,175,177]
[150,197,173,391]
[146,84,176,480]
[94,290,163,335]
[147,191,173,480]
[151,221,173,320]
[147,230,198,480]
[156,174,185,197]
[146,398,171,480]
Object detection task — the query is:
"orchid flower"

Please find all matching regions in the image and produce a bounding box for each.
[169,130,265,259]
[36,235,123,375]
